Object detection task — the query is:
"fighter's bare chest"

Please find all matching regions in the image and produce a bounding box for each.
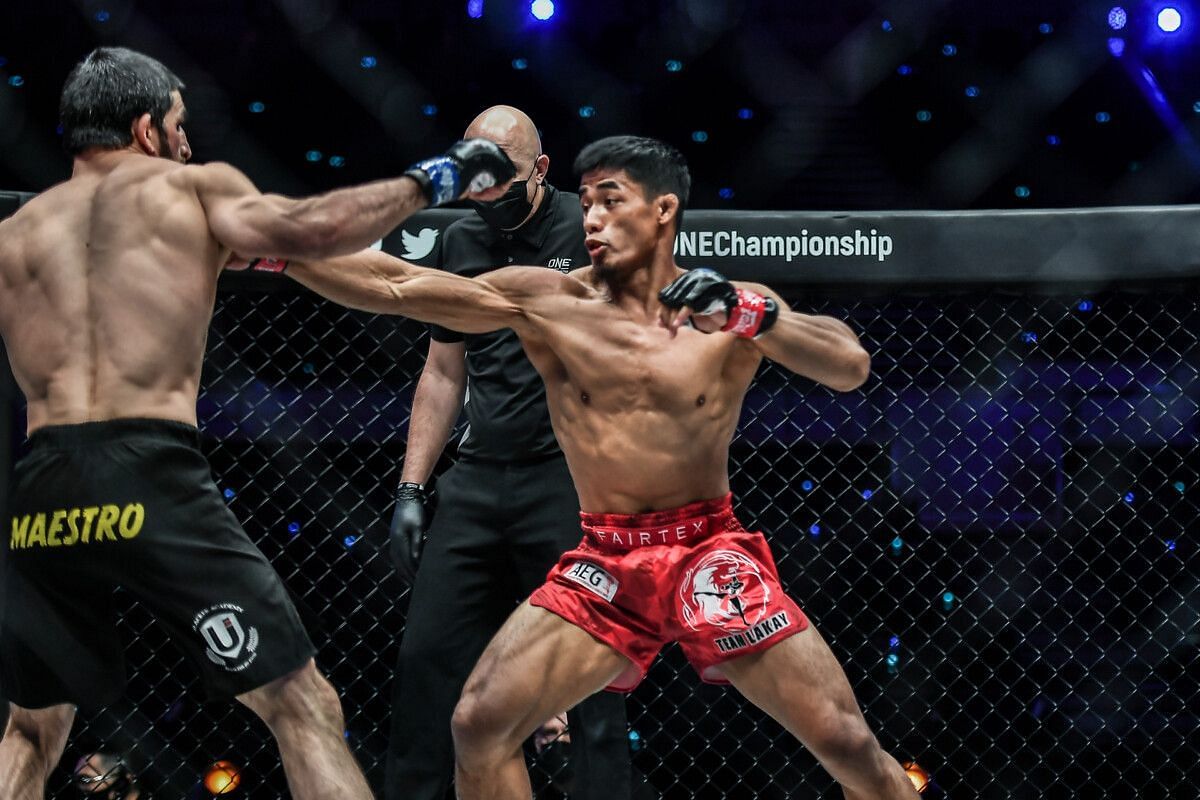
[550,318,732,408]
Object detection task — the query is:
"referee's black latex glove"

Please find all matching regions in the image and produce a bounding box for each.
[389,482,430,584]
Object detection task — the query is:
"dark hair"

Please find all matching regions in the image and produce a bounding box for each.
[574,135,691,230]
[60,47,184,156]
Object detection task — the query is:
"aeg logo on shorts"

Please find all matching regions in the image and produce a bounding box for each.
[192,603,260,672]
[563,561,619,602]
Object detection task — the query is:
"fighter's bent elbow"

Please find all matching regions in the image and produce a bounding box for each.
[830,346,871,392]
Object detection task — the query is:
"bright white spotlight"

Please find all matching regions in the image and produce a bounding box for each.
[1158,7,1183,32]
[531,0,555,20]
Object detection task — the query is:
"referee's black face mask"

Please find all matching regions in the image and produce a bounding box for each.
[472,162,540,231]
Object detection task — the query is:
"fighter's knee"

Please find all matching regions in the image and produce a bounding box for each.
[239,660,344,731]
[4,704,74,773]
[450,688,504,759]
[811,713,880,768]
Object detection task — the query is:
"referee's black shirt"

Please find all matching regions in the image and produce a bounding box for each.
[429,184,589,462]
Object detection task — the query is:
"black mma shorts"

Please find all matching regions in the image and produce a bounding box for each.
[0,419,314,710]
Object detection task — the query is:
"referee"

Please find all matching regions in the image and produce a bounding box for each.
[385,106,634,800]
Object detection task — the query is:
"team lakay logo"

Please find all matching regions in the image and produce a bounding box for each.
[193,604,259,672]
[679,550,795,654]
[400,227,440,260]
[680,549,769,631]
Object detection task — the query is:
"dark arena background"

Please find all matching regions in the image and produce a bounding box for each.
[3,1,1200,798]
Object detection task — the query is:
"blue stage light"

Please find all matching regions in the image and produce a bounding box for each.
[360,55,377,69]
[422,104,438,117]
[1021,331,1038,343]
[889,636,900,649]
[881,19,893,31]
[665,59,683,72]
[691,130,708,142]
[1015,185,1031,198]
[1095,111,1112,123]
[1124,491,1135,503]
[1158,7,1183,32]
[942,591,956,610]
[891,536,903,554]
[809,524,821,537]
[512,57,528,70]
[628,730,643,752]
[223,488,235,500]
[1047,134,1062,146]
[343,535,360,548]
[916,109,932,122]
[801,479,814,491]
[1174,480,1186,492]
[1039,22,1054,34]
[886,653,900,674]
[737,107,754,120]
[96,10,110,22]
[248,101,265,113]
[862,488,874,499]
[897,64,913,76]
[8,75,24,87]
[305,150,322,162]
[531,0,555,21]
[467,0,484,19]
[965,85,980,97]
[288,522,301,535]
[1077,299,1094,312]
[1194,101,1200,113]
[329,155,345,168]
[718,187,734,199]
[942,43,957,56]
[578,105,595,118]
[1108,6,1127,29]
[1167,539,1177,551]
[1108,37,1126,57]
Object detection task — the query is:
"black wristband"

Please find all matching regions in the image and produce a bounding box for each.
[755,297,780,338]
[396,481,426,501]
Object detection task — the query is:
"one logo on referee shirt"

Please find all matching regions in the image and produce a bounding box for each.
[193,604,259,672]
[563,561,619,602]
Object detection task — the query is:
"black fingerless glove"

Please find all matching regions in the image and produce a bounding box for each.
[658,267,778,338]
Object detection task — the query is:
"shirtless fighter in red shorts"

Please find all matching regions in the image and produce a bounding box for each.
[284,135,920,799]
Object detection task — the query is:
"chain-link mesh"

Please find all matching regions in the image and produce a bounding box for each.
[50,283,1200,799]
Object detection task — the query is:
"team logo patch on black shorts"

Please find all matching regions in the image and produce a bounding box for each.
[193,604,260,672]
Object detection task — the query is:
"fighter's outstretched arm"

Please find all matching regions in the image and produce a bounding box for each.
[286,251,579,336]
[190,140,515,262]
[193,163,432,261]
[286,250,521,333]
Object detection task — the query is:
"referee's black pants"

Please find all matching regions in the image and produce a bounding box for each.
[386,455,632,800]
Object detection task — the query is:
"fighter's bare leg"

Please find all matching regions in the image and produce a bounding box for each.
[717,625,919,800]
[0,702,75,800]
[451,602,631,800]
[237,659,372,800]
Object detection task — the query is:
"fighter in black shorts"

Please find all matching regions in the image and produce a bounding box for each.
[0,47,514,799]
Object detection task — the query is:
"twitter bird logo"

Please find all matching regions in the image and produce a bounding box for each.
[400,227,439,260]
